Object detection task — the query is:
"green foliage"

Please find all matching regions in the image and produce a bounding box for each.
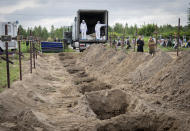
[113,23,124,34]
[138,24,156,36]
[18,25,27,37]
[109,23,189,39]
[18,25,69,41]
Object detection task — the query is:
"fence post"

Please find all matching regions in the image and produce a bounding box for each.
[35,38,37,59]
[156,26,158,49]
[5,24,10,88]
[18,28,22,80]
[177,18,180,56]
[134,27,137,52]
[109,32,112,48]
[33,39,36,69]
[122,28,125,49]
[29,30,32,73]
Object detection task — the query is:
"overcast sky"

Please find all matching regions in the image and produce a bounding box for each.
[0,0,189,31]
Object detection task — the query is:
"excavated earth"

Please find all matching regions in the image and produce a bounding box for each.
[0,45,190,131]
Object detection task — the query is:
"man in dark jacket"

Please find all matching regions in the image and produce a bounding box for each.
[137,36,144,52]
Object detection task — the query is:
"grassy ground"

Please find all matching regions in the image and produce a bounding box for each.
[0,42,30,92]
[64,47,75,52]
[0,42,74,92]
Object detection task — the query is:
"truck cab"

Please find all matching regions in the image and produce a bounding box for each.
[0,21,18,52]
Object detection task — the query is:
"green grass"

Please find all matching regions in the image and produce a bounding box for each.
[64,47,75,52]
[0,53,30,91]
[0,42,31,92]
[0,56,19,90]
[21,42,41,53]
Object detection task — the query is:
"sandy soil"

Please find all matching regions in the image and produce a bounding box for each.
[0,45,190,131]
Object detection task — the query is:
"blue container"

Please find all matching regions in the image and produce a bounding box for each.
[41,42,63,52]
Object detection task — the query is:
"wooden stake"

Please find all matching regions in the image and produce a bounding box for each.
[5,24,10,88]
[30,30,32,73]
[33,40,35,69]
[177,18,180,56]
[134,27,137,52]
[18,28,22,80]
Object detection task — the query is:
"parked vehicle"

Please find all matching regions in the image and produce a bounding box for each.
[71,9,108,52]
[0,21,18,52]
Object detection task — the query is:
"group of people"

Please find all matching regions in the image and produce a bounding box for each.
[159,37,190,48]
[80,20,107,40]
[111,36,156,56]
[111,35,190,56]
[112,37,132,49]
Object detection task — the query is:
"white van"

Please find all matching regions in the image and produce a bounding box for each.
[0,21,18,52]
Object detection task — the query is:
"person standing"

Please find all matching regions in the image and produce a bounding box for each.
[137,36,144,52]
[95,21,106,40]
[80,20,87,40]
[126,37,131,49]
[148,37,156,56]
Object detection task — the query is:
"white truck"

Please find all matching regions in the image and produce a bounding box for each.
[0,21,18,52]
[71,9,108,51]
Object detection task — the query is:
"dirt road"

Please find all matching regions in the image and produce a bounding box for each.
[0,45,190,131]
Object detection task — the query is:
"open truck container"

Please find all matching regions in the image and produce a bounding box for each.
[72,9,108,51]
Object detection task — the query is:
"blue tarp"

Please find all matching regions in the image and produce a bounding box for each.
[41,42,63,52]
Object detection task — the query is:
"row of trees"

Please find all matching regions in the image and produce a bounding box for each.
[19,22,189,41]
[109,23,190,38]
[18,25,69,41]
[19,4,190,41]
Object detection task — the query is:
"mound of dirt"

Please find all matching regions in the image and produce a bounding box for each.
[78,45,173,86]
[128,51,172,83]
[96,112,187,131]
[77,44,190,129]
[12,110,52,131]
[144,51,190,111]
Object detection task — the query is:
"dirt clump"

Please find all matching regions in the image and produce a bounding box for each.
[96,113,187,131]
[74,77,96,85]
[78,81,112,94]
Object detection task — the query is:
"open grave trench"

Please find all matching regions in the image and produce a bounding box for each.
[59,53,187,131]
[60,53,154,120]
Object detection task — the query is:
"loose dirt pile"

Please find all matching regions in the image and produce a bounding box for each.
[144,51,190,112]
[0,45,190,131]
[76,44,190,130]
[79,45,173,85]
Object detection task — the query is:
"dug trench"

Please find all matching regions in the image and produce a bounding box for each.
[59,51,190,131]
[0,45,189,131]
